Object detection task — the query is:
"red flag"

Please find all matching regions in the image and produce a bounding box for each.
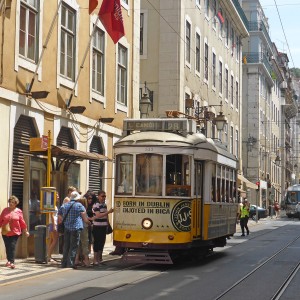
[89,0,98,14]
[217,11,224,24]
[98,0,125,44]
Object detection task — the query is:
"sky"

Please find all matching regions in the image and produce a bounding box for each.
[259,0,300,68]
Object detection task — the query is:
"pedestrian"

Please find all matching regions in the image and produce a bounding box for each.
[85,193,96,254]
[0,195,29,269]
[63,186,77,204]
[75,196,91,267]
[239,199,250,236]
[47,192,59,263]
[274,201,280,219]
[58,191,90,269]
[91,190,113,266]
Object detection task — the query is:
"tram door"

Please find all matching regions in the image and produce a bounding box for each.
[193,161,203,238]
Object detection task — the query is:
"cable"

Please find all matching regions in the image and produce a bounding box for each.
[272,0,296,68]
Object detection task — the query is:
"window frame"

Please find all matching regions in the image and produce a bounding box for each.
[15,0,44,75]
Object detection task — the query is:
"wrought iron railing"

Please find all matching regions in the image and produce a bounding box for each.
[248,21,272,48]
[231,0,249,31]
[242,52,272,74]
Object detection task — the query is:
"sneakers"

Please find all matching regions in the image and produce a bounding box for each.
[247,231,250,235]
[241,234,245,236]
[10,263,15,269]
[5,261,11,267]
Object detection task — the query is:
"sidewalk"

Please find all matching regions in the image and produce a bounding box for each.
[0,240,116,286]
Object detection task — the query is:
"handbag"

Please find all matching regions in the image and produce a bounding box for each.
[1,222,11,235]
[106,222,113,235]
[57,202,75,234]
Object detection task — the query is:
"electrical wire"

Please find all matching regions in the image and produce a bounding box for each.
[272,0,296,68]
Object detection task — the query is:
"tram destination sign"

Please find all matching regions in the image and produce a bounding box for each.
[123,119,196,134]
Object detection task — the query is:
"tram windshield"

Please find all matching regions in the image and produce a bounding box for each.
[115,153,191,197]
[285,191,300,204]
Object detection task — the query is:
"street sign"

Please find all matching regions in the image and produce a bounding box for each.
[30,137,48,152]
[41,135,48,150]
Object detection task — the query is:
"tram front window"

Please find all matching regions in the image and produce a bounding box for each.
[116,154,133,195]
[136,154,163,196]
[166,154,191,197]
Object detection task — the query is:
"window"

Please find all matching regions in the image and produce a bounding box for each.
[19,0,39,62]
[236,35,240,60]
[117,44,128,105]
[212,0,217,28]
[140,13,144,55]
[205,0,209,17]
[230,126,234,154]
[235,130,239,157]
[225,69,228,99]
[236,81,239,109]
[212,52,216,87]
[230,74,234,105]
[136,154,163,196]
[219,61,222,93]
[204,43,208,80]
[196,0,200,6]
[116,154,133,195]
[60,4,76,80]
[196,33,200,73]
[186,21,191,64]
[225,19,229,46]
[92,28,105,95]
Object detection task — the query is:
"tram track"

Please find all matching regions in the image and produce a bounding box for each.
[214,233,300,300]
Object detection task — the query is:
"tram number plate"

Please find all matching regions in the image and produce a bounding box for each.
[144,147,154,152]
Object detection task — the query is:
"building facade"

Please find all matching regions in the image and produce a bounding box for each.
[140,0,249,195]
[0,0,140,259]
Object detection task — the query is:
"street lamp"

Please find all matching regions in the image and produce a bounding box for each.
[274,155,281,166]
[140,82,152,118]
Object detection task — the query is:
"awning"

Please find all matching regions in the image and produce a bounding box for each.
[238,188,247,198]
[51,145,110,161]
[238,174,258,190]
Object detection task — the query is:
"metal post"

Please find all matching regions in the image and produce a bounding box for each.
[47,130,51,187]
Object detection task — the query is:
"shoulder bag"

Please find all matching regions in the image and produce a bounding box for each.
[57,202,75,234]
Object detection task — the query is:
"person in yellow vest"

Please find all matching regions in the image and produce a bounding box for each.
[240,199,250,236]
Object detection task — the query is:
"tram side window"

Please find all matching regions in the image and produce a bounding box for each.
[115,154,133,195]
[136,154,163,196]
[166,154,191,196]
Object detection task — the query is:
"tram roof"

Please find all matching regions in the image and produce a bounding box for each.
[114,130,237,164]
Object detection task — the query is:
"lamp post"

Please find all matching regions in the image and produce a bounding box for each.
[140,82,152,118]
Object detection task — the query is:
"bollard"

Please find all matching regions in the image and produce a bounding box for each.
[34,225,47,263]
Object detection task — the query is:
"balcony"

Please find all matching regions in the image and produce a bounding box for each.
[249,21,273,49]
[242,52,272,74]
[220,0,249,37]
[231,0,249,31]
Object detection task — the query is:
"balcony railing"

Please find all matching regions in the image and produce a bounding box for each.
[231,0,249,31]
[248,21,272,48]
[242,52,272,74]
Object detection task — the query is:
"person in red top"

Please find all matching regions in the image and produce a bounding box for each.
[0,195,29,269]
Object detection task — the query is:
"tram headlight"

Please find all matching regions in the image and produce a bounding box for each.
[142,218,153,230]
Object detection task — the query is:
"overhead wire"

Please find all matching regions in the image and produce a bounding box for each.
[272,0,296,68]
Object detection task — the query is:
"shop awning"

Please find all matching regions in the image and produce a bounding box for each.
[238,174,258,190]
[51,145,111,161]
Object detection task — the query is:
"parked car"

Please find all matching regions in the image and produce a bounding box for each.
[249,205,268,220]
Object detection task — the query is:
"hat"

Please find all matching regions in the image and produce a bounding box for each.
[70,191,80,200]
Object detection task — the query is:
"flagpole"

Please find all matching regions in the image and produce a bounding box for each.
[27,0,64,94]
[67,16,100,108]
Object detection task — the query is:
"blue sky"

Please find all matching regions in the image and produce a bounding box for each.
[260,0,300,68]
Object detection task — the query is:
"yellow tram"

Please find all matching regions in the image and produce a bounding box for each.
[113,118,239,264]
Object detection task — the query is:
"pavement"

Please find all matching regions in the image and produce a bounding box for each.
[0,214,284,286]
[0,240,116,286]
